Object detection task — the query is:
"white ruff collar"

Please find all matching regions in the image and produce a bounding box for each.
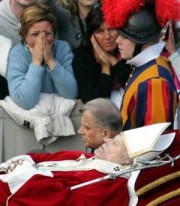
[127,41,165,67]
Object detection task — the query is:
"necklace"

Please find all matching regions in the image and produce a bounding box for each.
[125,65,136,87]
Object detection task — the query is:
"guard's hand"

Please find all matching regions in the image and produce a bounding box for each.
[164,22,176,55]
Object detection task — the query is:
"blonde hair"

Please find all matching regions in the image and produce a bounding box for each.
[54,0,78,19]
[19,4,57,44]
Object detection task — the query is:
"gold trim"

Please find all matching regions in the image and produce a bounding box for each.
[136,171,180,196]
[147,188,180,206]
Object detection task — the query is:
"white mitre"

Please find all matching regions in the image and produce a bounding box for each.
[0,35,12,77]
[121,122,175,160]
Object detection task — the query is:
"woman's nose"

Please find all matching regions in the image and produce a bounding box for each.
[104,30,111,39]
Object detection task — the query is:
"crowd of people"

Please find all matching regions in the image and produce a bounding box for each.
[0,0,180,204]
[0,0,179,128]
[72,3,131,106]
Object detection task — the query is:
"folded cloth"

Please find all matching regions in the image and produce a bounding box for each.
[0,35,12,78]
[0,94,76,145]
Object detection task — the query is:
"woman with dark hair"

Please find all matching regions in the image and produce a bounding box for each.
[72,3,132,105]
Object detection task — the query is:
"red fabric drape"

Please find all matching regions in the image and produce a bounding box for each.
[0,151,129,206]
[135,130,180,205]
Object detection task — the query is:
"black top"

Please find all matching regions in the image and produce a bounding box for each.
[0,75,9,99]
[72,48,132,103]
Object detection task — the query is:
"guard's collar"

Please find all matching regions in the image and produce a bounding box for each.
[127,41,165,67]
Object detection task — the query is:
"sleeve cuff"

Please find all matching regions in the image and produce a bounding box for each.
[169,51,180,61]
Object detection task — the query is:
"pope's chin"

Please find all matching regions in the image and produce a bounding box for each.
[94,147,104,159]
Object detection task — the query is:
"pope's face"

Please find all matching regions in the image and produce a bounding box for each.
[94,134,131,164]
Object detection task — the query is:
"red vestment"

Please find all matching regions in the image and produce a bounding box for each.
[0,151,129,206]
[0,131,179,206]
[135,130,180,205]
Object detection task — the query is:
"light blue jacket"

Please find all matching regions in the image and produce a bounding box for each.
[7,40,78,109]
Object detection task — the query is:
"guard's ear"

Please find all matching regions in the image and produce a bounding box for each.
[102,129,112,139]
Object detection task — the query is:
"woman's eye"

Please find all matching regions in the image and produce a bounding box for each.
[109,28,115,31]
[95,30,103,34]
[29,32,39,37]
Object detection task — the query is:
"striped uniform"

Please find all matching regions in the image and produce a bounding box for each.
[121,56,178,131]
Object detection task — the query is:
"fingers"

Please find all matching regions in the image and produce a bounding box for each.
[164,21,176,54]
[169,22,173,32]
[91,35,99,62]
[31,36,44,65]
[7,159,24,173]
[91,35,110,65]
[91,35,98,49]
[168,22,174,38]
[43,39,52,57]
[43,39,55,68]
[27,44,32,53]
[91,35,103,56]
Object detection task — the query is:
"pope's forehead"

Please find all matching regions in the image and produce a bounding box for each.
[114,133,123,141]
